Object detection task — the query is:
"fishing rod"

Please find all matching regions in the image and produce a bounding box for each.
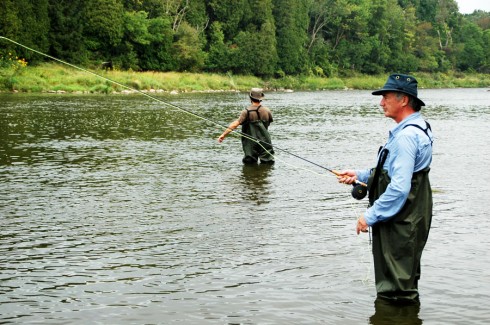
[1,36,367,199]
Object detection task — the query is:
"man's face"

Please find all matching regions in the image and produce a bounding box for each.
[379,92,405,122]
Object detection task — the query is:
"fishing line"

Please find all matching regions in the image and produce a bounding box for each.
[350,201,372,284]
[4,37,371,269]
[0,36,226,130]
[0,36,364,185]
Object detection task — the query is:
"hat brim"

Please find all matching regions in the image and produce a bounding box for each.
[372,89,425,106]
[249,93,264,101]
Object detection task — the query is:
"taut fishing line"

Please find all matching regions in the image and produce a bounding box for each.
[0,36,366,186]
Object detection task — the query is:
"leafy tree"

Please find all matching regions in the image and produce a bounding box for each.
[414,22,443,71]
[398,0,438,23]
[173,21,206,72]
[307,39,335,76]
[381,0,419,73]
[140,15,176,71]
[0,0,50,63]
[464,10,490,30]
[2,0,490,76]
[323,0,371,73]
[103,11,176,71]
[306,0,354,75]
[26,0,50,61]
[117,10,152,70]
[206,21,231,72]
[434,0,460,51]
[48,0,88,64]
[207,0,247,40]
[454,22,485,71]
[273,0,309,74]
[252,19,279,77]
[231,26,278,77]
[185,0,209,30]
[83,0,125,62]
[364,0,391,73]
[482,29,490,73]
[230,0,278,77]
[129,0,189,25]
[0,0,22,56]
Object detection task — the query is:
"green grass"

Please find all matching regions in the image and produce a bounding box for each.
[344,75,385,89]
[1,62,489,93]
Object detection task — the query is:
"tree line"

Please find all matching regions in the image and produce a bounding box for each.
[1,0,489,77]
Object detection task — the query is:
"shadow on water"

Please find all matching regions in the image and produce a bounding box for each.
[369,298,422,325]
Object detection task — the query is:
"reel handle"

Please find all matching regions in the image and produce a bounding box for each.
[331,170,368,200]
[351,182,367,200]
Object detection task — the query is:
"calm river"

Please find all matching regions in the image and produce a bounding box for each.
[1,88,489,324]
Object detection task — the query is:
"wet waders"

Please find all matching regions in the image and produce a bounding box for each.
[368,123,433,303]
[241,106,274,164]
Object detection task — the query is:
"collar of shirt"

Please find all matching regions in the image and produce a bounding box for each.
[388,112,422,139]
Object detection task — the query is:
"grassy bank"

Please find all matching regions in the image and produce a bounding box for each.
[1,63,489,94]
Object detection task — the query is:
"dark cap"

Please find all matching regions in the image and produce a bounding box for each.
[372,73,425,106]
[249,88,265,101]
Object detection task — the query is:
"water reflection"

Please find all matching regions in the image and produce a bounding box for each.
[369,298,422,325]
[238,163,274,204]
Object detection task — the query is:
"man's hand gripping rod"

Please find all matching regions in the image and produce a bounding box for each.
[331,170,368,200]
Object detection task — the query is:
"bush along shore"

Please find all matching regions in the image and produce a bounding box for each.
[1,63,490,95]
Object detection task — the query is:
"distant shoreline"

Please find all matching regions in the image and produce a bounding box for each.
[1,63,489,94]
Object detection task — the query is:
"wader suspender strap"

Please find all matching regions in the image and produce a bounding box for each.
[368,121,432,203]
[368,147,389,203]
[403,121,433,145]
[246,105,261,122]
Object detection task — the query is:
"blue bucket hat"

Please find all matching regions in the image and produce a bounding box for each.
[372,73,425,107]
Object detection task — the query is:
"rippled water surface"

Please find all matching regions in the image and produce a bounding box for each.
[1,88,489,324]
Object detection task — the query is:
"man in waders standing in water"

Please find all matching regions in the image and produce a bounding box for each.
[218,88,274,164]
[338,74,433,305]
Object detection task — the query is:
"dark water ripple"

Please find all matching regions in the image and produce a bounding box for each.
[1,89,490,324]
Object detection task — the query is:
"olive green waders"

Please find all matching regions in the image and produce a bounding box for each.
[241,112,274,164]
[368,167,432,303]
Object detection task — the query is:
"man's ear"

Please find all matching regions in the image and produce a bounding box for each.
[401,95,410,107]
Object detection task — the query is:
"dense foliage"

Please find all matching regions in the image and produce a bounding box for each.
[1,0,489,77]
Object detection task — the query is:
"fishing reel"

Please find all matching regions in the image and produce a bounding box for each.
[351,183,367,200]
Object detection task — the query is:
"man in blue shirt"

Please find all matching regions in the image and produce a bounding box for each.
[338,74,433,304]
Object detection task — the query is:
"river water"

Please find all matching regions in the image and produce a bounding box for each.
[1,88,489,324]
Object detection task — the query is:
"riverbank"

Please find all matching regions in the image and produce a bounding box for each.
[1,63,489,94]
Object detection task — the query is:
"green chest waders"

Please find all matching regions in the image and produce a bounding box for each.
[241,106,274,164]
[368,123,433,302]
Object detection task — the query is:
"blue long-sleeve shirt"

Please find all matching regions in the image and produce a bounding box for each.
[356,112,433,226]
